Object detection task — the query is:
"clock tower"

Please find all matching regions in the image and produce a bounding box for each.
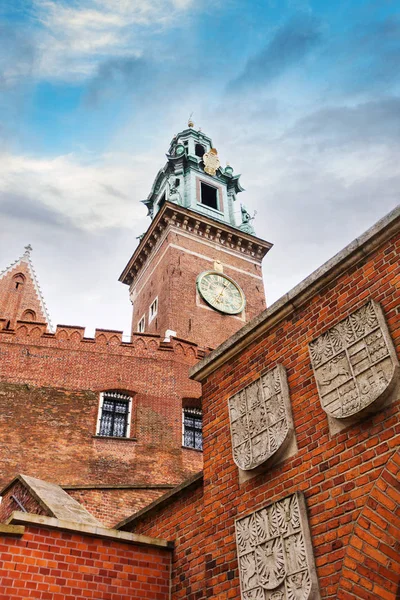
[119,121,272,349]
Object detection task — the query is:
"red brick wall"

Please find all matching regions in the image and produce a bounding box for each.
[126,479,205,600]
[0,524,170,599]
[0,331,202,501]
[131,228,266,348]
[127,230,400,599]
[66,488,171,528]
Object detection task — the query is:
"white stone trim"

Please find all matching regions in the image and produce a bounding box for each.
[96,391,132,438]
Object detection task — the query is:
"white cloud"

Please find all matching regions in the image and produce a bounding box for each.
[0,150,156,230]
[32,0,197,79]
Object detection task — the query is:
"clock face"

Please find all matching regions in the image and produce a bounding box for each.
[196,271,245,315]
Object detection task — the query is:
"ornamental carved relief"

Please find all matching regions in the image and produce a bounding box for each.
[236,493,320,600]
[309,300,399,419]
[228,365,294,471]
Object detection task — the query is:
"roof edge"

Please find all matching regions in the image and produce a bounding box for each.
[116,471,203,530]
[190,204,400,382]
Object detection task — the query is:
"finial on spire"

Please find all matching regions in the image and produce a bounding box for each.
[188,113,194,128]
[24,244,33,256]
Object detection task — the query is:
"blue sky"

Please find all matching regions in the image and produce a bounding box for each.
[0,0,399,336]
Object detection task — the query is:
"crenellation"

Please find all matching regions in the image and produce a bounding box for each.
[0,318,202,361]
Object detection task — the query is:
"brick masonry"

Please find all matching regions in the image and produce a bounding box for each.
[126,206,269,349]
[66,488,172,529]
[0,328,203,524]
[127,224,400,599]
[0,524,171,600]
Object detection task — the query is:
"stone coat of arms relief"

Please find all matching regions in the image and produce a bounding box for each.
[235,493,321,600]
[228,365,294,472]
[309,300,399,420]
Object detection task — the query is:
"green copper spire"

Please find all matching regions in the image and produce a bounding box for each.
[142,121,255,233]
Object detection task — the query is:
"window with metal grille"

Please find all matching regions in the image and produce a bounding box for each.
[182,407,203,450]
[97,392,131,438]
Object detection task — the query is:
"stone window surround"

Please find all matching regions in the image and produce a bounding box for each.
[96,391,133,439]
[196,176,224,213]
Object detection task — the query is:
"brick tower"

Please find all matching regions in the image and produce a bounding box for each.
[120,121,272,349]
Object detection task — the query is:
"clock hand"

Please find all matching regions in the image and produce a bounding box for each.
[214,282,229,303]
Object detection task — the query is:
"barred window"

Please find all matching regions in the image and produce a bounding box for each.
[97,392,131,438]
[182,407,203,450]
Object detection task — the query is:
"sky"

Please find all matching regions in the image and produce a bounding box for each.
[0,0,399,337]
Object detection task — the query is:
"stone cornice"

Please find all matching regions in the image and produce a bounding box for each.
[119,202,272,286]
[190,205,400,382]
[7,511,173,549]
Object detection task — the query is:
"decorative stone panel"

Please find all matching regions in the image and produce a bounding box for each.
[228,365,294,471]
[309,300,399,419]
[235,492,320,600]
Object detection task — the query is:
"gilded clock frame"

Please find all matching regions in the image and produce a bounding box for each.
[196,270,246,315]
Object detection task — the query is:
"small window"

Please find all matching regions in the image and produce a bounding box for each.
[137,315,145,333]
[195,144,205,158]
[200,182,218,210]
[182,408,203,450]
[97,391,132,438]
[149,297,158,323]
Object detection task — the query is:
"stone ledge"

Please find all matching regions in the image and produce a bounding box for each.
[190,204,400,382]
[0,523,25,537]
[7,512,173,550]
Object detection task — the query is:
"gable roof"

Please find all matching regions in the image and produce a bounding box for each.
[0,245,53,331]
[1,474,101,527]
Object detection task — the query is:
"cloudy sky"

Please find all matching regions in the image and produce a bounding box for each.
[0,0,399,337]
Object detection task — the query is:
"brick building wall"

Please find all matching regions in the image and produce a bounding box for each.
[120,474,205,600]
[125,211,400,599]
[66,487,172,528]
[0,327,203,523]
[0,523,171,600]
[130,225,267,348]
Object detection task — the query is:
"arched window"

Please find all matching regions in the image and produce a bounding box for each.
[22,310,36,321]
[13,273,25,289]
[96,391,132,438]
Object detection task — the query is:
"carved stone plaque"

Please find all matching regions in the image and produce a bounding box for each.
[235,493,320,600]
[228,365,294,471]
[309,300,399,419]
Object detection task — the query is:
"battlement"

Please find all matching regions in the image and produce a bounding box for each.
[0,319,209,363]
